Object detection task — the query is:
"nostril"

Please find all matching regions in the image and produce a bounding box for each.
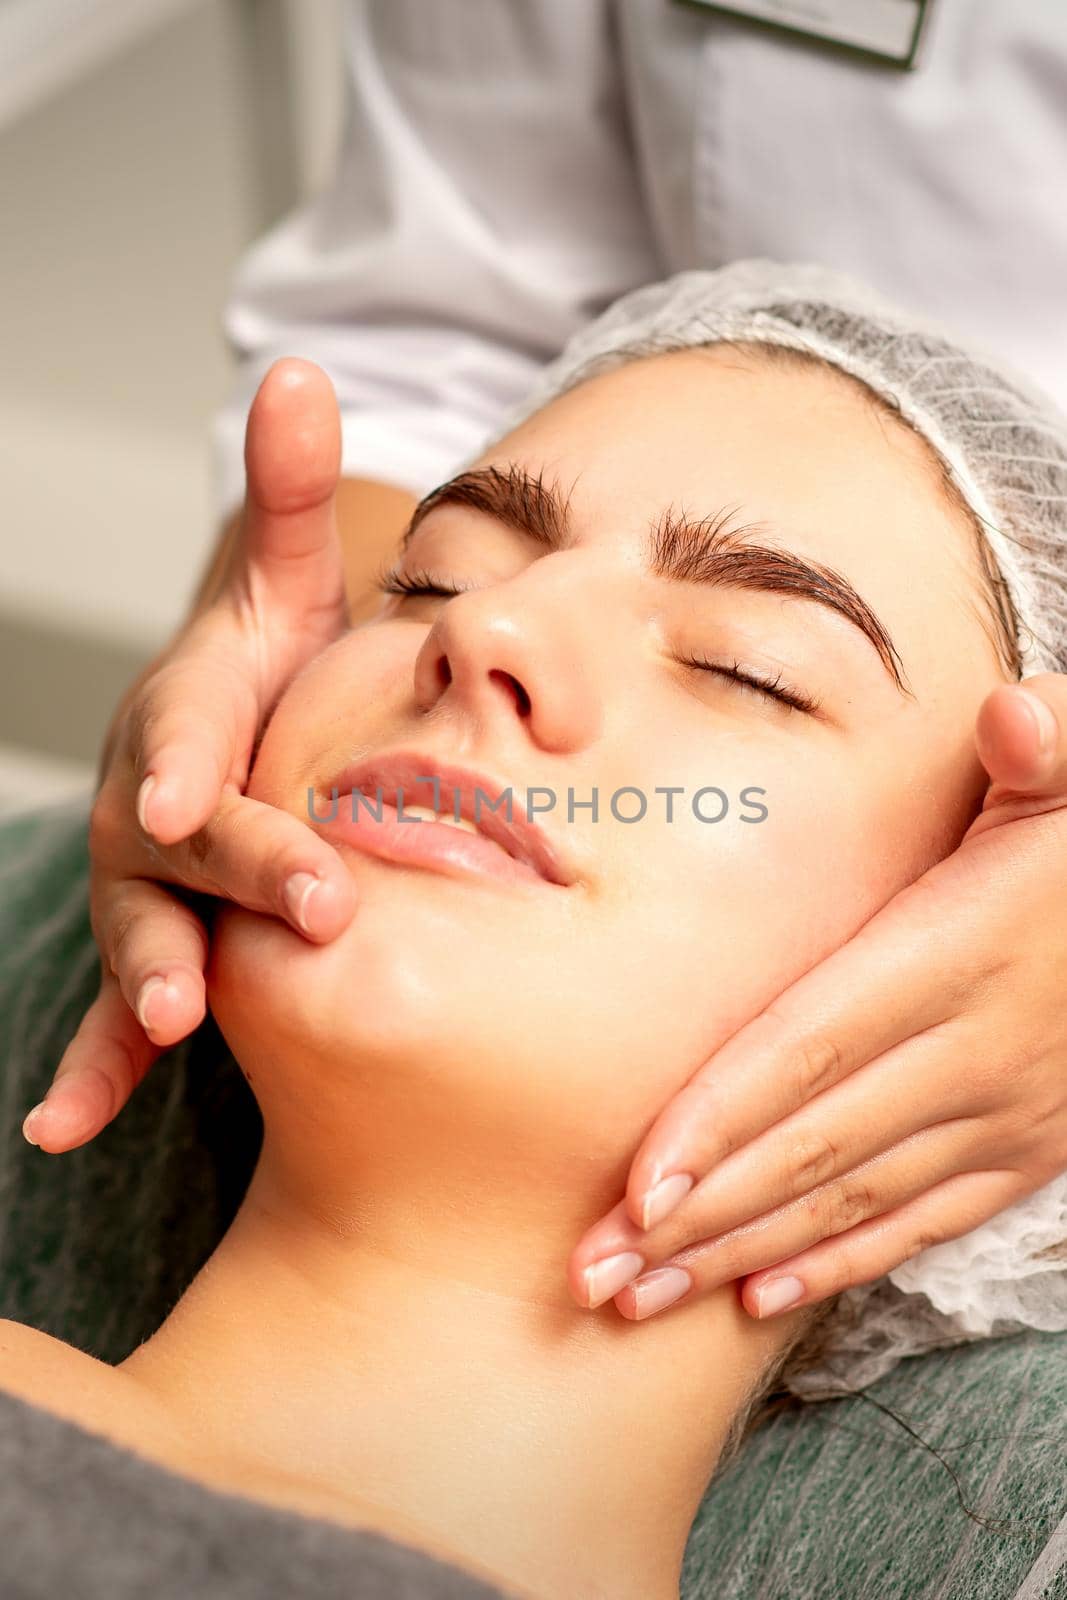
[490,669,531,717]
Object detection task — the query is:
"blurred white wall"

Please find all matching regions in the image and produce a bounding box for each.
[0,0,344,811]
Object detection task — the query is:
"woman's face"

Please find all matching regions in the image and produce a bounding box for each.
[208,346,1008,1154]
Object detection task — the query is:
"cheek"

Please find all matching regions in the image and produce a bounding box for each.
[244,626,418,806]
[612,750,963,1074]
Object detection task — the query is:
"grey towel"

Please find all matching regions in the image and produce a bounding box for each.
[0,1384,510,1598]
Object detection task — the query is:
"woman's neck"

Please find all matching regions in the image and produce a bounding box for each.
[119,1116,785,1600]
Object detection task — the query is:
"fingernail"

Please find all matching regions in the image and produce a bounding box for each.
[135,975,167,1032]
[755,1276,805,1317]
[136,775,157,834]
[584,1250,645,1309]
[630,1266,693,1319]
[22,1102,46,1146]
[1016,687,1057,757]
[641,1172,695,1230]
[284,872,320,934]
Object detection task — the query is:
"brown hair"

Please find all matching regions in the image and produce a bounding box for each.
[710,1297,846,1478]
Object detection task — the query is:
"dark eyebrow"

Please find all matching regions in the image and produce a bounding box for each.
[648,504,911,693]
[400,464,571,555]
[400,465,910,694]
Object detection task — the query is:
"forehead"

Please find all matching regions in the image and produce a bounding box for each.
[492,348,939,564]
[471,346,1003,699]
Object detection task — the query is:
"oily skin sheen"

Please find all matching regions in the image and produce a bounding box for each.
[213,346,1002,1150]
[31,349,1014,1600]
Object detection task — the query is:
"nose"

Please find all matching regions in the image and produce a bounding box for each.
[410,561,604,754]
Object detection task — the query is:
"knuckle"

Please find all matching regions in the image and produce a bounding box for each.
[986,1097,1050,1161]
[958,1058,1001,1112]
[827,1176,877,1233]
[105,900,140,978]
[788,1129,842,1195]
[904,1227,942,1262]
[793,1032,846,1101]
[967,1046,1031,1111]
[998,1047,1036,1097]
[179,795,242,894]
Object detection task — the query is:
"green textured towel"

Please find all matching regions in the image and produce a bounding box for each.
[0,797,1064,1599]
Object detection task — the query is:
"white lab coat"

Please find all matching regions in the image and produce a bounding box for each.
[212,0,1067,523]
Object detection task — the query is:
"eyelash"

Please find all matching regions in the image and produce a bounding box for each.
[680,652,820,716]
[376,570,821,716]
[377,568,470,600]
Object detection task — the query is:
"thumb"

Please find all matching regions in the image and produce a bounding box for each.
[971,673,1067,826]
[238,356,348,638]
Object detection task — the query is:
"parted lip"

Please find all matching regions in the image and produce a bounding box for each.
[324,750,578,887]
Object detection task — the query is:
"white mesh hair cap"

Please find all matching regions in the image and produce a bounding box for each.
[487,259,1067,1393]
[497,258,1067,678]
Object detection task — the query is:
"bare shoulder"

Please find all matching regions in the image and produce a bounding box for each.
[0,1317,122,1421]
[0,1318,180,1457]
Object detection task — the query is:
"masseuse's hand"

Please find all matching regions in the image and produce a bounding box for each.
[22,359,357,1154]
[571,676,1067,1322]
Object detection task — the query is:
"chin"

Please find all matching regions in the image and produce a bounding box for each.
[203,884,607,1159]
[203,881,514,1091]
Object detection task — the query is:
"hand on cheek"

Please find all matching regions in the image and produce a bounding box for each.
[569,676,1067,1323]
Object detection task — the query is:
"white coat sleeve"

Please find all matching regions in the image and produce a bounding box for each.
[210,0,661,524]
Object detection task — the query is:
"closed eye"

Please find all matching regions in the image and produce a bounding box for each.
[681,652,821,716]
[375,567,469,600]
[375,568,821,716]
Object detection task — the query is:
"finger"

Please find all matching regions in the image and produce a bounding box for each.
[598,1021,993,1261]
[571,1104,986,1308]
[129,359,347,849]
[975,674,1067,799]
[736,1167,1027,1321]
[618,875,969,1234]
[92,875,209,1047]
[122,645,259,848]
[603,1139,1016,1321]
[22,971,162,1154]
[240,357,348,641]
[143,785,357,943]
